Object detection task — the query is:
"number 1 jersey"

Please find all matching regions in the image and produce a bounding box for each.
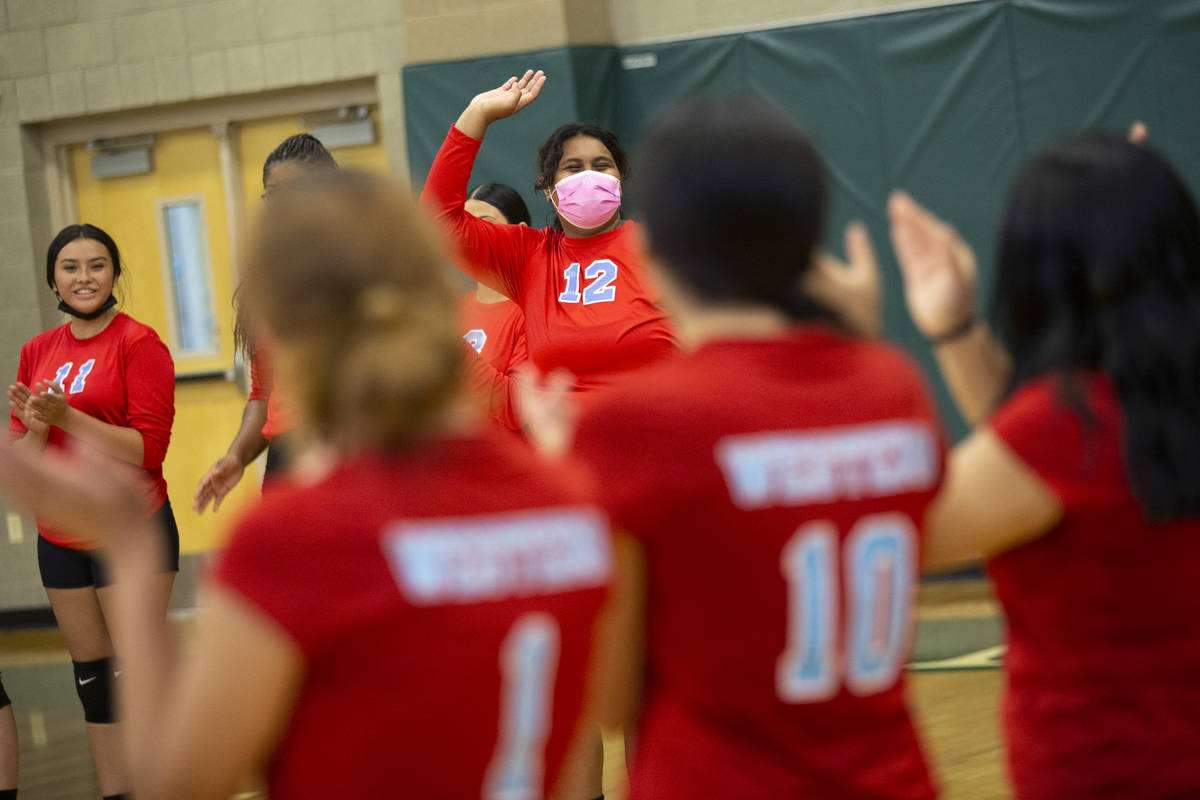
[574,326,943,799]
[211,426,612,799]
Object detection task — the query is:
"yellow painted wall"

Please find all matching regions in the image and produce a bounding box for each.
[72,128,260,553]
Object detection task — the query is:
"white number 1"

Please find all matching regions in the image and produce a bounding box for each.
[484,614,560,800]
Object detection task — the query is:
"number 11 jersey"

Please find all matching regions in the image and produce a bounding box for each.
[574,326,943,799]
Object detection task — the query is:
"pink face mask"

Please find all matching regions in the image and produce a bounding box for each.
[552,170,622,230]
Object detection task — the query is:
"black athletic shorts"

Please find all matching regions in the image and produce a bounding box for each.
[263,433,293,484]
[37,499,180,589]
[0,672,10,709]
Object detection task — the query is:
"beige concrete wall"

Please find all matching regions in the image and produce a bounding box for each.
[0,0,967,608]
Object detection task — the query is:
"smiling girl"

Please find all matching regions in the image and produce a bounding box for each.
[7,224,175,800]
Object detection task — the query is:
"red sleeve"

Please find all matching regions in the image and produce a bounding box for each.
[247,347,271,402]
[124,332,175,470]
[8,341,32,442]
[418,125,540,301]
[990,375,1122,508]
[461,343,522,432]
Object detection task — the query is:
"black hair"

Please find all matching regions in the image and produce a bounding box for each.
[238,134,340,354]
[993,130,1200,520]
[261,133,337,187]
[633,93,835,324]
[468,182,532,226]
[46,223,121,289]
[535,123,629,230]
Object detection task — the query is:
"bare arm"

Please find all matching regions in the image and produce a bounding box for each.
[112,578,302,800]
[588,533,645,730]
[193,399,268,513]
[888,191,1012,425]
[930,323,1012,426]
[922,428,1062,573]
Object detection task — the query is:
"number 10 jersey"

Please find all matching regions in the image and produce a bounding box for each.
[574,326,944,799]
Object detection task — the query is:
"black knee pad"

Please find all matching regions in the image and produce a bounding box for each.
[0,672,10,709]
[73,657,115,723]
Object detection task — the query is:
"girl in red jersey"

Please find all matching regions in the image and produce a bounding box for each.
[573,95,940,799]
[421,70,677,395]
[888,133,1200,798]
[193,133,337,513]
[460,182,531,431]
[0,171,611,800]
[7,224,176,800]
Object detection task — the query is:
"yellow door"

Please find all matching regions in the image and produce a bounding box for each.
[72,128,258,553]
[70,111,390,555]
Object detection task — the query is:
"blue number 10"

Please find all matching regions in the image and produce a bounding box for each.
[777,514,915,702]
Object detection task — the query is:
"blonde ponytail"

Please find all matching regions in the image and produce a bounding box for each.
[241,170,461,450]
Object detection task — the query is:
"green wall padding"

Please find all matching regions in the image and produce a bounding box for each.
[402,0,1200,438]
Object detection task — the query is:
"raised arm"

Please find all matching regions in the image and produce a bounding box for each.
[888,191,1012,425]
[419,71,546,300]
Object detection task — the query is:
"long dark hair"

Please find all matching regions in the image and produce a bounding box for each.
[535,122,629,230]
[469,182,532,226]
[633,93,837,324]
[236,134,340,356]
[994,131,1200,520]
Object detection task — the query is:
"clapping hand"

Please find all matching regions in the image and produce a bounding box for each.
[515,367,577,460]
[29,381,69,428]
[8,382,48,435]
[805,221,882,337]
[887,191,978,341]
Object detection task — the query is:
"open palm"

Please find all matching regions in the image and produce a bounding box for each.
[887,191,978,339]
[469,70,546,125]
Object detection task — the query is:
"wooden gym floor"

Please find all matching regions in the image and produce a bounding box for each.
[0,578,1008,799]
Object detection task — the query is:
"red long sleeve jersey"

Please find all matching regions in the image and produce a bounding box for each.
[459,293,528,431]
[422,125,677,392]
[574,327,942,800]
[989,374,1200,799]
[212,427,612,800]
[8,313,174,548]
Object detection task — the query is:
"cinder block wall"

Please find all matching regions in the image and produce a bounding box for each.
[0,0,959,612]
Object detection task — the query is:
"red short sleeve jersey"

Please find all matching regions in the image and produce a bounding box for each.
[8,313,174,548]
[988,374,1200,799]
[247,344,289,441]
[421,126,678,392]
[459,293,528,431]
[210,427,611,800]
[573,327,942,800]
